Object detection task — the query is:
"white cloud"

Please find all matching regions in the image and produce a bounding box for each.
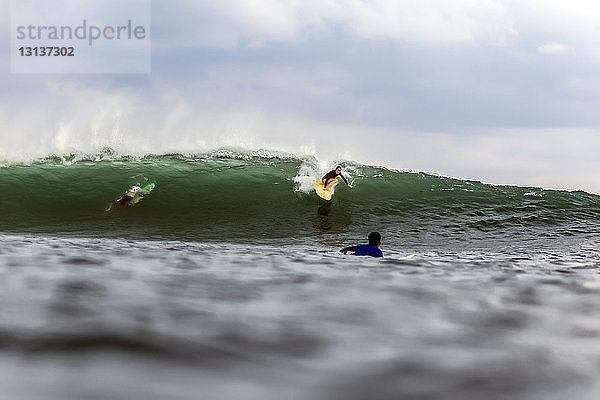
[508,0,600,26]
[503,0,600,59]
[537,42,568,54]
[341,0,517,45]
[154,0,518,49]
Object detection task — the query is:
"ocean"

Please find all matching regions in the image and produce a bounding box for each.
[2,150,600,400]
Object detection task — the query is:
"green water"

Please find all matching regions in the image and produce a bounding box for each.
[1,151,599,245]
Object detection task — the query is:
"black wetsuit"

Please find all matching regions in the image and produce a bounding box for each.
[322,170,348,188]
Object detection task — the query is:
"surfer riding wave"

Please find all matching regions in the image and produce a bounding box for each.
[322,166,352,191]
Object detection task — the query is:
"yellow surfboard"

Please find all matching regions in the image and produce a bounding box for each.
[315,179,337,201]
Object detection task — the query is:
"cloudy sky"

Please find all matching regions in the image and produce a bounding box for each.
[1,0,600,192]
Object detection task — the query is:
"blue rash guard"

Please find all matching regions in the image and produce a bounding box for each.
[345,245,383,258]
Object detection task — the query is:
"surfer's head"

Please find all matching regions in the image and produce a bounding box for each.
[368,231,381,246]
[335,166,342,175]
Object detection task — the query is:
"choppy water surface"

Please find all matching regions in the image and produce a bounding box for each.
[2,234,600,400]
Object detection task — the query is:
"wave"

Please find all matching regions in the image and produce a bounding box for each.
[1,149,599,244]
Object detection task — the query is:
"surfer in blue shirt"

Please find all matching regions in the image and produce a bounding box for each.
[322,166,351,191]
[340,232,383,258]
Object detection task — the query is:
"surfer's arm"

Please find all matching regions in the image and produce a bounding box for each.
[322,171,331,184]
[340,174,351,187]
[340,245,360,254]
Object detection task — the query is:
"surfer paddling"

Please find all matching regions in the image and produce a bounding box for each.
[322,166,351,191]
[340,232,384,258]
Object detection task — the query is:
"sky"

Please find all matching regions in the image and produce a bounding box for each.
[1,0,600,193]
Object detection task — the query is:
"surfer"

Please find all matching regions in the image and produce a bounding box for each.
[115,186,144,207]
[322,166,351,191]
[340,232,383,258]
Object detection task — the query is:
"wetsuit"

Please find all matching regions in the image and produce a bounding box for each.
[322,170,349,188]
[115,187,144,207]
[343,245,383,258]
